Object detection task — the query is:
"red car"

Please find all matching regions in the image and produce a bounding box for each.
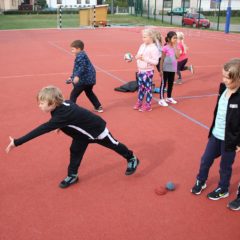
[182,13,210,28]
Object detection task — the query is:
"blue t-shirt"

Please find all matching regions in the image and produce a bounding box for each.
[212,89,228,140]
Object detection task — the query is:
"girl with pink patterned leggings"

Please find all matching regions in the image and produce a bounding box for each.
[133,28,159,112]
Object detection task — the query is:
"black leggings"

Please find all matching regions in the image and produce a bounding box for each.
[70,84,101,108]
[160,71,175,99]
[68,131,134,175]
[177,58,188,79]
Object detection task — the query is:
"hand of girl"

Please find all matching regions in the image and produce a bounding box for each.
[6,136,15,153]
[135,54,143,61]
[236,146,240,153]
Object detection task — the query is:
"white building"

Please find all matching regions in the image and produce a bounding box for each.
[0,0,22,11]
[46,0,97,8]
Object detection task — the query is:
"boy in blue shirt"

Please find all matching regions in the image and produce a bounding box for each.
[191,59,240,208]
[66,40,103,113]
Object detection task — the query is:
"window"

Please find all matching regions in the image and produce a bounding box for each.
[182,0,190,8]
[57,0,62,4]
[85,0,90,4]
[77,0,81,4]
[163,0,172,8]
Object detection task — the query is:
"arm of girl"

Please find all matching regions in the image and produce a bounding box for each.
[159,52,165,77]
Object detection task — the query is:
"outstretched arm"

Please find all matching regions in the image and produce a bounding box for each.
[6,136,15,153]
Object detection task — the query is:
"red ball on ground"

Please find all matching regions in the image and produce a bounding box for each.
[155,186,168,195]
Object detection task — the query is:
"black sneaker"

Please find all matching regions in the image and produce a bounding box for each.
[94,106,103,113]
[227,197,240,211]
[207,187,229,200]
[125,156,139,175]
[59,174,79,188]
[191,180,207,195]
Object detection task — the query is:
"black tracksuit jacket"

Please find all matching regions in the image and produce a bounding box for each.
[14,101,106,146]
[209,83,240,151]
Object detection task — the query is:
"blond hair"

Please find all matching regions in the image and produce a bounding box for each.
[176,31,184,40]
[37,86,64,106]
[223,58,240,82]
[142,28,157,43]
[153,29,162,44]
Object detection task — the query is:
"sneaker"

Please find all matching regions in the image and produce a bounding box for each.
[207,187,229,200]
[227,197,240,211]
[125,156,140,175]
[189,65,194,74]
[94,106,103,113]
[158,99,168,107]
[133,100,142,110]
[166,98,177,104]
[139,103,152,112]
[59,174,79,188]
[174,79,183,85]
[191,180,207,195]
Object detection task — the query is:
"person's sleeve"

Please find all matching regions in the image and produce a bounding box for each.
[14,116,68,146]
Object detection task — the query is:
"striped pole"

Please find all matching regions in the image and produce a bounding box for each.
[93,5,96,27]
[59,5,62,29]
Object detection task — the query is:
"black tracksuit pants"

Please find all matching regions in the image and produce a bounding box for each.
[68,131,134,175]
[70,84,101,109]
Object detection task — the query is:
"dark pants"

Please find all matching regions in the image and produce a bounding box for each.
[68,131,134,175]
[197,135,236,191]
[160,71,175,99]
[70,84,101,109]
[177,58,188,79]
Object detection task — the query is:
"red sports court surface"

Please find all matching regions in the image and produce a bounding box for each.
[0,27,240,240]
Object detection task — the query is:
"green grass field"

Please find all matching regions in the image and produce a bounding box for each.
[0,13,239,30]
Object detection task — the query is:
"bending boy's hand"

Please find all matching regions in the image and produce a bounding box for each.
[6,136,15,153]
[236,146,240,153]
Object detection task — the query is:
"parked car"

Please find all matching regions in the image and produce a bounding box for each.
[182,13,210,28]
[167,7,188,16]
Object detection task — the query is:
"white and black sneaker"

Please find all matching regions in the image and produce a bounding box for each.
[191,180,207,195]
[207,187,229,200]
[227,183,240,210]
[59,174,79,188]
[125,156,140,175]
[94,106,104,113]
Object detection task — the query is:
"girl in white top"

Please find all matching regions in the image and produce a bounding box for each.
[134,28,160,112]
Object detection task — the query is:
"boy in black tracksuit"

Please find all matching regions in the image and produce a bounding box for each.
[191,59,240,206]
[6,86,139,188]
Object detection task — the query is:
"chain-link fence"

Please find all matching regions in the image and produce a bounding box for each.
[123,0,240,32]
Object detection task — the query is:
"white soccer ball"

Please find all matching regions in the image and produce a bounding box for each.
[124,52,133,62]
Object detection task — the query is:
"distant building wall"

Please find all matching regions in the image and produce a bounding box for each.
[0,0,22,11]
[46,0,97,8]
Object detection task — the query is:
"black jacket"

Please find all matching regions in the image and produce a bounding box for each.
[209,83,240,151]
[14,101,106,146]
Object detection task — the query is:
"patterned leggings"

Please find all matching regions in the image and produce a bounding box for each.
[137,70,154,104]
